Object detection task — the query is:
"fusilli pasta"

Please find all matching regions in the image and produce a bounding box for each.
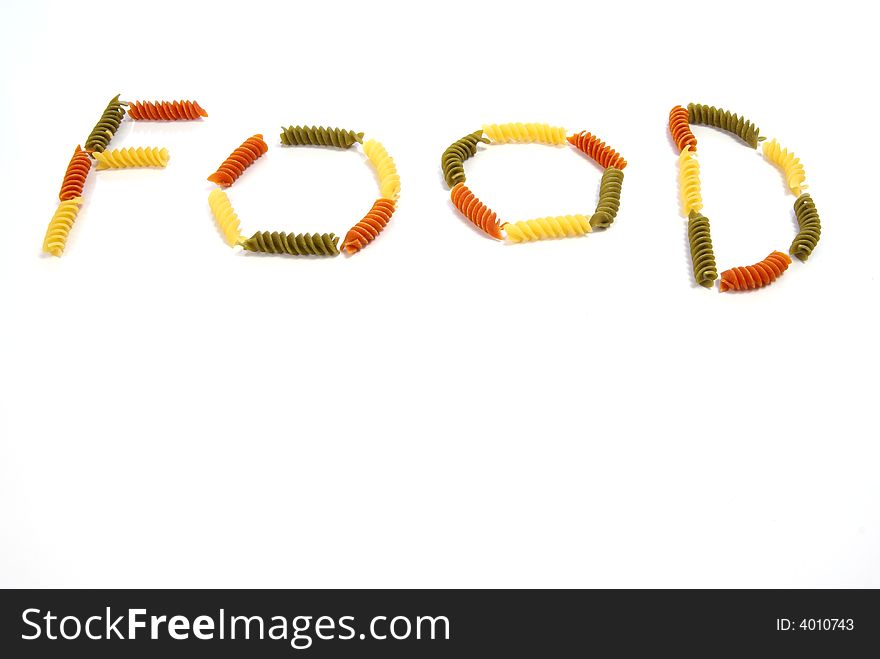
[669,105,697,153]
[678,147,702,216]
[127,100,207,120]
[58,145,92,201]
[688,103,763,148]
[503,215,592,243]
[240,231,340,256]
[450,183,503,239]
[482,123,567,145]
[762,139,807,195]
[207,134,268,187]
[591,167,624,229]
[719,251,791,292]
[208,189,242,247]
[42,197,83,257]
[343,198,396,255]
[85,94,127,153]
[791,193,821,262]
[687,210,718,288]
[567,131,628,170]
[94,147,169,169]
[363,140,400,201]
[441,129,488,188]
[280,125,364,149]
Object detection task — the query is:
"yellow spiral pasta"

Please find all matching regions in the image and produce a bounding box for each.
[503,215,592,243]
[678,146,703,216]
[207,188,242,246]
[363,139,400,201]
[762,139,807,195]
[94,147,170,170]
[482,123,567,146]
[42,197,83,256]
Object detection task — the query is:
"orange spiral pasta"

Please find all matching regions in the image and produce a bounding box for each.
[128,100,208,120]
[719,251,792,292]
[668,105,697,153]
[567,131,627,170]
[58,145,92,201]
[450,183,503,239]
[207,134,268,187]
[342,198,396,255]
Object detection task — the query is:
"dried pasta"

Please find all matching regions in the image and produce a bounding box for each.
[762,139,807,195]
[687,103,763,148]
[280,125,363,149]
[240,231,340,256]
[669,105,697,153]
[450,183,503,239]
[58,145,92,201]
[85,94,127,153]
[678,147,702,216]
[127,100,207,120]
[687,210,718,288]
[591,167,624,229]
[343,198,396,255]
[208,189,242,247]
[441,129,488,188]
[567,131,628,170]
[791,193,821,262]
[482,123,567,145]
[719,251,792,292]
[207,134,268,187]
[42,197,83,257]
[94,147,169,169]
[363,140,400,201]
[504,215,592,243]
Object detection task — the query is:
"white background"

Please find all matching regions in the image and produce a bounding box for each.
[1,0,877,588]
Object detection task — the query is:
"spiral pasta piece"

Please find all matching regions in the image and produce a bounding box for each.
[42,197,83,257]
[791,193,821,262]
[240,231,340,256]
[207,134,268,187]
[687,103,763,148]
[94,147,169,169]
[450,183,503,239]
[207,189,242,247]
[678,147,702,216]
[363,140,400,201]
[719,251,792,292]
[687,210,718,288]
[441,129,488,188]
[280,125,364,149]
[591,167,624,229]
[669,105,697,153]
[84,94,127,153]
[482,123,567,145]
[127,100,208,120]
[762,139,807,195]
[342,198,396,255]
[58,145,93,201]
[567,131,628,170]
[503,215,592,243]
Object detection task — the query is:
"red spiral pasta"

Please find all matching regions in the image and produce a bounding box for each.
[719,251,792,292]
[668,105,697,153]
[567,131,627,170]
[58,145,92,201]
[128,100,208,120]
[342,198,396,255]
[450,183,503,239]
[207,134,268,187]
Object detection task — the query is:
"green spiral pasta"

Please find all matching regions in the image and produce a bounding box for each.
[279,125,364,149]
[84,94,127,153]
[240,231,340,256]
[791,193,821,262]
[441,129,489,189]
[687,210,718,288]
[590,167,624,229]
[687,103,763,149]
